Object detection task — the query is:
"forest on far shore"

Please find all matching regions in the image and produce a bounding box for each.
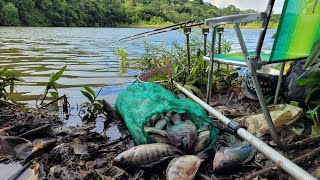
[0,0,280,27]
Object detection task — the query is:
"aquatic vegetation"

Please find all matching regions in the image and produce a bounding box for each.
[0,67,25,100]
[40,65,67,105]
[114,48,129,74]
[80,86,104,122]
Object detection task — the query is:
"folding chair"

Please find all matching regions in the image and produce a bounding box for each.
[204,0,320,147]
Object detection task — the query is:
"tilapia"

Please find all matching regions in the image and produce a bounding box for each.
[146,114,161,127]
[166,120,197,152]
[113,143,183,168]
[149,134,171,144]
[165,111,183,125]
[166,155,204,180]
[144,127,170,144]
[193,130,210,153]
[155,115,169,129]
[213,144,255,173]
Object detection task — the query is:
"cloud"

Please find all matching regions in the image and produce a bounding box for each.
[204,0,284,14]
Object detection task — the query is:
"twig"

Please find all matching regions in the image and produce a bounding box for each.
[245,146,320,179]
[288,134,320,148]
[38,95,66,109]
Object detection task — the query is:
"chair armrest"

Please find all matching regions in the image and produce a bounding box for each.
[205,12,267,27]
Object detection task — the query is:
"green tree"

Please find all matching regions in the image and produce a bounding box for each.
[1,3,20,26]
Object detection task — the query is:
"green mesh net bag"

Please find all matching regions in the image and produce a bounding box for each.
[115,83,219,151]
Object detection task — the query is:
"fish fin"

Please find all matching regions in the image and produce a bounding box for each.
[140,155,178,168]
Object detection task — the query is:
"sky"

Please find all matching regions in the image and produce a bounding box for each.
[204,0,285,14]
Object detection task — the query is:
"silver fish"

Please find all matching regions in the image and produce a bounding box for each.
[166,155,204,180]
[113,143,183,168]
[193,130,210,153]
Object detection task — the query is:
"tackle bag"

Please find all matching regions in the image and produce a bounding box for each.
[115,83,219,151]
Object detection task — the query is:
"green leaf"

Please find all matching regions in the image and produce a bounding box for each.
[149,75,168,82]
[311,125,320,136]
[50,91,59,99]
[296,63,320,85]
[305,87,320,103]
[84,86,96,98]
[304,37,320,70]
[184,84,205,100]
[189,84,205,100]
[290,101,299,107]
[288,122,305,136]
[81,90,94,103]
[50,65,67,82]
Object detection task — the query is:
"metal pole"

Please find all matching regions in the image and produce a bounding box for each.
[184,27,191,73]
[206,26,218,103]
[248,60,284,147]
[274,62,285,104]
[173,81,316,180]
[217,28,224,54]
[202,28,209,88]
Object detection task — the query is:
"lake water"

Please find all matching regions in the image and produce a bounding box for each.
[0,27,276,107]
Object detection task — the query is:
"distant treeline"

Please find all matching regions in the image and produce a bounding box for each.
[0,0,280,27]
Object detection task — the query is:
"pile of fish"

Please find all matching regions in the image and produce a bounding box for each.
[144,111,211,153]
[113,111,256,179]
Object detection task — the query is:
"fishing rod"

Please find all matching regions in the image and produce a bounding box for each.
[116,22,204,44]
[106,20,195,45]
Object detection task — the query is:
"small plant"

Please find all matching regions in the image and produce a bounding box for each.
[80,86,104,122]
[0,67,25,100]
[139,30,233,100]
[114,48,129,73]
[40,65,67,105]
[306,105,320,136]
[296,37,320,136]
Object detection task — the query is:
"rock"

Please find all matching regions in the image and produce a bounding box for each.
[235,104,302,136]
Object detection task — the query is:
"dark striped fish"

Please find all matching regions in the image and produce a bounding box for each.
[113,143,183,168]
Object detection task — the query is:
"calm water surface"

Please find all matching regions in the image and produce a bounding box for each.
[0,27,276,131]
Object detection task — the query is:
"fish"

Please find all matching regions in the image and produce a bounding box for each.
[166,120,198,152]
[149,134,171,144]
[193,130,210,153]
[213,144,255,173]
[144,126,170,144]
[168,112,183,125]
[144,126,167,137]
[113,143,183,168]
[166,155,204,180]
[146,114,161,127]
[155,115,169,129]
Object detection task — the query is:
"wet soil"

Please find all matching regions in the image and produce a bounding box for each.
[0,87,319,180]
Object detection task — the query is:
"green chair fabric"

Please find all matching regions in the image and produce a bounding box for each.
[269,0,320,62]
[215,51,270,63]
[213,0,320,64]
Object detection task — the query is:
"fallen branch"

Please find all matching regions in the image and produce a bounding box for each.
[245,146,320,179]
[38,95,66,109]
[288,134,320,148]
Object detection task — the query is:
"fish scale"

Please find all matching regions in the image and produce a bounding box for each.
[113,143,183,168]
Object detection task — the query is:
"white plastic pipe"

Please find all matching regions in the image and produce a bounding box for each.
[174,82,316,180]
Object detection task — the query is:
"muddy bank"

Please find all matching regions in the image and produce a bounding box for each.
[0,95,319,179]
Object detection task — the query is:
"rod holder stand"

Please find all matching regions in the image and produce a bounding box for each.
[183,27,191,34]
[202,28,209,35]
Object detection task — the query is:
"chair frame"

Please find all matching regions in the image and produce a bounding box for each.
[204,0,288,147]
